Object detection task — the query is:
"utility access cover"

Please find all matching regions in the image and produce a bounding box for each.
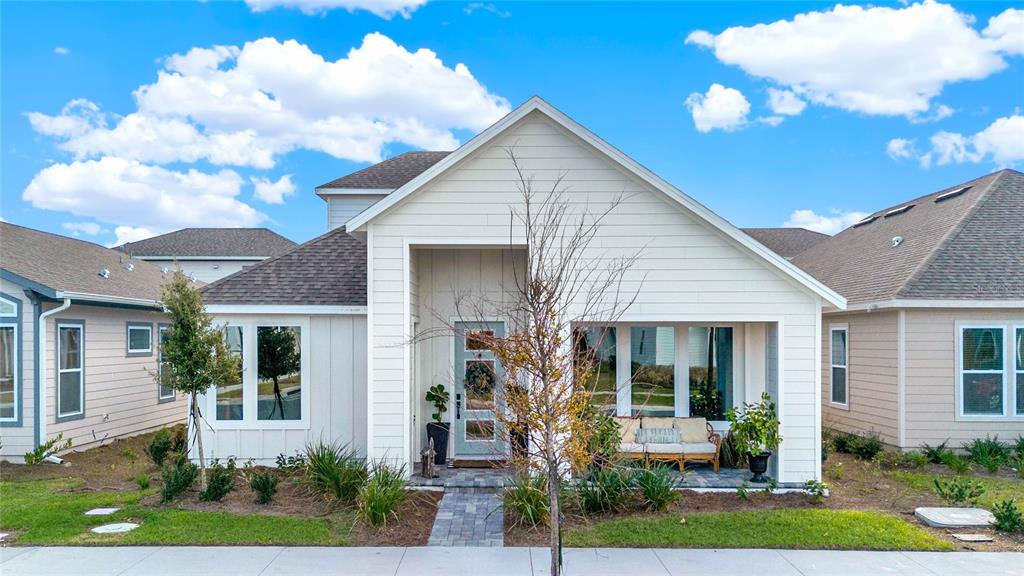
[915,507,995,528]
[90,522,139,534]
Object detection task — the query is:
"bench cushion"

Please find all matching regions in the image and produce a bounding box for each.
[645,443,685,454]
[681,442,717,454]
[642,416,676,429]
[642,442,718,455]
[615,417,642,444]
[619,442,645,454]
[674,418,710,443]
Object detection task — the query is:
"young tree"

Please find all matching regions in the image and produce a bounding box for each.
[257,326,300,420]
[157,271,240,489]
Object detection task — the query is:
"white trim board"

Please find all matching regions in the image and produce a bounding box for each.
[836,299,1024,312]
[345,96,845,310]
[316,187,394,197]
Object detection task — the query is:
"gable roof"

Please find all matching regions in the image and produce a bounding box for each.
[201,226,366,306]
[742,228,829,259]
[316,151,451,191]
[345,96,846,309]
[791,169,1024,307]
[118,228,296,259]
[1,222,166,306]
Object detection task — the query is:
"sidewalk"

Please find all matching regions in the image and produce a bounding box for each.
[2,546,1022,576]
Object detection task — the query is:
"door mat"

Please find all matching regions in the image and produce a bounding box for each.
[451,459,506,468]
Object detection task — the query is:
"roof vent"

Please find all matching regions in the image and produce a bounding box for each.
[122,262,134,272]
[160,266,170,274]
[885,204,914,217]
[98,268,111,279]
[935,186,971,202]
[891,236,904,248]
[853,215,878,227]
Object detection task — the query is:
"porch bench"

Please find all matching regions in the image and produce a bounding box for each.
[614,416,722,472]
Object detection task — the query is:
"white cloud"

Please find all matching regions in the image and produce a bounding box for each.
[909,104,955,124]
[54,46,70,55]
[687,2,1022,118]
[27,34,510,169]
[464,3,510,17]
[251,174,296,204]
[684,83,750,133]
[766,88,806,116]
[61,222,104,236]
[886,138,918,160]
[784,209,869,235]
[917,114,1024,168]
[113,226,158,245]
[23,157,265,235]
[758,116,784,127]
[244,0,427,18]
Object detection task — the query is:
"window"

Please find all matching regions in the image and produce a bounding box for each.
[961,327,1005,416]
[216,326,244,420]
[630,326,675,417]
[1016,328,1023,416]
[57,322,84,420]
[126,322,153,356]
[689,327,733,420]
[830,326,848,406]
[0,295,17,424]
[257,326,302,421]
[574,326,617,414]
[157,325,174,402]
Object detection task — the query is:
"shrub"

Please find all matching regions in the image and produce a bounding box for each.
[24,433,72,465]
[991,499,1024,533]
[358,460,407,527]
[849,432,883,460]
[170,426,187,453]
[964,436,1009,473]
[763,477,779,495]
[135,473,151,490]
[940,452,972,475]
[921,440,952,464]
[275,451,307,474]
[726,392,781,456]
[200,458,236,502]
[584,405,621,467]
[303,440,367,503]
[145,429,174,467]
[805,479,828,504]
[872,450,904,470]
[825,460,845,481]
[1016,454,1024,480]
[1014,435,1024,460]
[121,448,138,463]
[575,466,631,514]
[831,432,855,454]
[736,481,750,501]
[933,476,986,506]
[632,466,680,511]
[161,452,198,503]
[249,470,280,505]
[505,473,550,527]
[902,451,930,468]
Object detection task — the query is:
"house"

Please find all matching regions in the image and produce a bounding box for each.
[0,222,185,462]
[118,228,297,283]
[742,228,829,260]
[197,97,846,484]
[791,170,1024,450]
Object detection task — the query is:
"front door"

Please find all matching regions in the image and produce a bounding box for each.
[453,321,507,459]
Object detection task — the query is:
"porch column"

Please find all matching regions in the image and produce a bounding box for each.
[674,325,689,417]
[615,324,631,416]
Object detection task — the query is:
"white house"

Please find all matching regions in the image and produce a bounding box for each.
[198,97,845,484]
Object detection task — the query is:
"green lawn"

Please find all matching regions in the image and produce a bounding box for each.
[0,479,349,545]
[888,470,1024,511]
[564,509,951,550]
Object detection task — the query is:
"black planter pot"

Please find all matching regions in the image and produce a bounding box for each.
[748,451,772,483]
[426,422,450,465]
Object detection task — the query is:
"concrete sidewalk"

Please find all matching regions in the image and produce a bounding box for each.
[1,546,1021,576]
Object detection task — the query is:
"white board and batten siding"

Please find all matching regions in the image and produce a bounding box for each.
[365,112,826,482]
[140,259,262,284]
[198,314,367,464]
[0,279,35,459]
[327,194,388,231]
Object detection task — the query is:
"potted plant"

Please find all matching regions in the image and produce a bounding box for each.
[425,384,450,465]
[726,392,781,483]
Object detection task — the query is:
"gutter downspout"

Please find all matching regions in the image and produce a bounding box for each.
[38,297,72,464]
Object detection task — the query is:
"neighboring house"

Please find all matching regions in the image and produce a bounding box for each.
[0,222,185,462]
[119,228,297,283]
[742,228,829,260]
[791,170,1024,450]
[197,97,845,485]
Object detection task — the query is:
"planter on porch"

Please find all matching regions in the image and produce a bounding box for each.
[426,422,450,465]
[748,451,771,483]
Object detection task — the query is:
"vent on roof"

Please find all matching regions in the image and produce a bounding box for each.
[98,268,110,279]
[935,186,971,202]
[853,215,878,227]
[885,204,914,217]
[891,236,904,248]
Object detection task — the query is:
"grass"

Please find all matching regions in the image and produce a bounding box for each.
[564,509,951,550]
[888,470,1024,512]
[0,479,351,545]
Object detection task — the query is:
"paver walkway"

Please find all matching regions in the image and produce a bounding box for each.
[427,487,504,546]
[2,546,1021,576]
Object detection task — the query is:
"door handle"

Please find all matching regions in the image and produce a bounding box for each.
[456,394,462,419]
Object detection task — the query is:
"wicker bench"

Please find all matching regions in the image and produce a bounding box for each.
[614,416,722,472]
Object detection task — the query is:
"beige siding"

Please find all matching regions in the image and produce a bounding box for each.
[0,280,35,461]
[45,304,185,452]
[367,112,825,482]
[327,195,387,230]
[821,311,899,445]
[904,309,1024,448]
[141,259,262,283]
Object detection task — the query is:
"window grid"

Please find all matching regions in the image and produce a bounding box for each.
[960,326,1006,417]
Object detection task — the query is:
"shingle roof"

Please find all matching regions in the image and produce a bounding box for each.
[201,227,366,306]
[316,151,451,190]
[790,169,1024,305]
[1,222,167,303]
[742,228,829,259]
[119,228,296,258]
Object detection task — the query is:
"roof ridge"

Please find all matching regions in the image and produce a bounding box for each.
[866,169,1011,218]
[895,170,1008,299]
[1,221,138,256]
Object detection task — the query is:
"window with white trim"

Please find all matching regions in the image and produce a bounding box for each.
[157,325,174,401]
[126,323,152,356]
[57,323,84,419]
[961,327,1005,416]
[1015,327,1023,416]
[0,294,17,423]
[256,326,302,421]
[216,326,244,421]
[830,326,848,405]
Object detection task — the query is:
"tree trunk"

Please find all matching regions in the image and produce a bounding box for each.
[191,394,207,490]
[547,453,562,576]
[272,376,285,420]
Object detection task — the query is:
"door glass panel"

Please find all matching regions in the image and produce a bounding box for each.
[257,326,302,421]
[466,330,494,351]
[630,326,675,417]
[465,419,495,441]
[0,326,14,419]
[217,326,243,420]
[464,360,496,410]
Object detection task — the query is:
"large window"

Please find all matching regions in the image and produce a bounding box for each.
[688,327,733,420]
[630,326,675,417]
[574,326,617,414]
[830,326,848,406]
[256,326,302,421]
[1016,328,1023,416]
[57,322,84,420]
[126,322,153,356]
[216,326,244,420]
[0,295,17,424]
[157,325,174,402]
[961,327,1005,416]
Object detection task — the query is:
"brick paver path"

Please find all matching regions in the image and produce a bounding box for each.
[427,487,504,547]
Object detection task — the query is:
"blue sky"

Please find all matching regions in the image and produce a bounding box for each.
[2,1,1022,246]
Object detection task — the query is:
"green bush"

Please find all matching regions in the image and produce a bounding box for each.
[940,452,972,474]
[199,458,236,502]
[161,452,198,503]
[805,479,828,504]
[249,470,280,505]
[736,481,750,501]
[1013,435,1024,460]
[303,440,368,503]
[275,451,307,474]
[831,432,855,454]
[964,436,1009,473]
[145,429,174,467]
[902,451,930,468]
[24,433,72,465]
[135,473,151,490]
[933,476,986,506]
[358,460,407,527]
[576,467,631,514]
[632,466,680,511]
[505,473,550,527]
[991,499,1023,533]
[583,405,621,467]
[921,440,952,464]
[849,433,883,460]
